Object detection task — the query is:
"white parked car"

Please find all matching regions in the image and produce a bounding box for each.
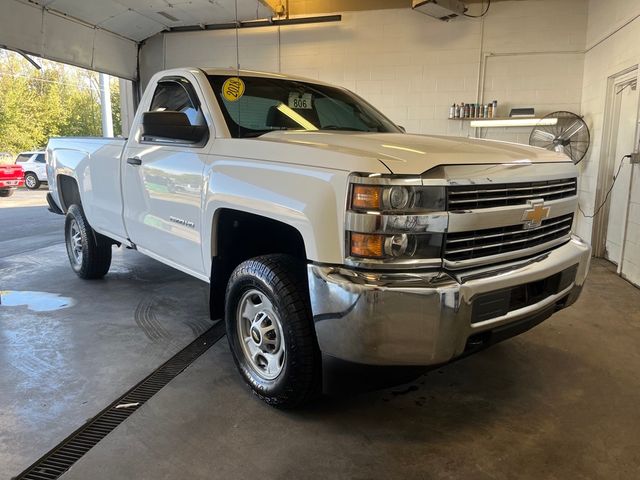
[46,68,591,407]
[15,151,47,189]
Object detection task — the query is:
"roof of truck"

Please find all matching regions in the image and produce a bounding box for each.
[200,68,335,87]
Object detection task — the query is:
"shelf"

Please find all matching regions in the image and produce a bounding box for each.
[448,117,511,121]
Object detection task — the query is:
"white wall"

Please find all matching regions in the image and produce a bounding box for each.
[140,0,587,144]
[137,0,640,282]
[578,0,640,285]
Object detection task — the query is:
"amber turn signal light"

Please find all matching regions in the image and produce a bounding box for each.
[351,185,382,210]
[350,233,385,258]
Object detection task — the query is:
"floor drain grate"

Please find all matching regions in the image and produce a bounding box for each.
[14,321,226,480]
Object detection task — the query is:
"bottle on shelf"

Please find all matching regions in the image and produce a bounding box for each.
[449,104,455,119]
[492,100,498,118]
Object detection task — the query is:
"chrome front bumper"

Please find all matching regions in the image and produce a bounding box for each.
[308,236,591,366]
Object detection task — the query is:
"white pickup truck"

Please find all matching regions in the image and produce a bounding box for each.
[47,68,591,407]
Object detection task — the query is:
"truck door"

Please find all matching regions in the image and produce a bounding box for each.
[122,75,212,276]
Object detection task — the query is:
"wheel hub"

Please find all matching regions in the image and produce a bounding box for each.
[237,289,286,380]
[250,325,262,345]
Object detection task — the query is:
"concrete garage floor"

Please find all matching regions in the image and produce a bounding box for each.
[2,190,640,479]
[0,190,212,475]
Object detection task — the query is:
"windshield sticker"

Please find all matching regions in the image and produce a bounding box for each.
[222,77,245,102]
[288,92,313,110]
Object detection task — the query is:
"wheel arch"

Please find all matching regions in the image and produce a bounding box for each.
[57,174,82,213]
[208,208,308,319]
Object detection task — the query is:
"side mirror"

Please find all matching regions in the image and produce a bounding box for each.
[141,111,208,143]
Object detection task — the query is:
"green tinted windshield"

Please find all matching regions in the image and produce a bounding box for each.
[208,75,401,138]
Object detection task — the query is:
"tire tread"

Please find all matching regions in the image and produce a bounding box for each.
[66,204,112,279]
[225,254,321,408]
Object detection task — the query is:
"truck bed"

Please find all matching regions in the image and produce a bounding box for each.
[47,137,128,243]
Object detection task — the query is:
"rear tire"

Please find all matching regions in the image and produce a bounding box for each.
[225,254,321,408]
[24,172,41,190]
[0,189,14,197]
[65,204,112,279]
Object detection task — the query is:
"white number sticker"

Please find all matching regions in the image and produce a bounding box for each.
[288,93,313,109]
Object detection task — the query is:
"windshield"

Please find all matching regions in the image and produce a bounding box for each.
[208,75,402,138]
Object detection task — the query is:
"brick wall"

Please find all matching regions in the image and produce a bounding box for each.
[138,0,640,282]
[142,0,587,144]
[578,0,640,285]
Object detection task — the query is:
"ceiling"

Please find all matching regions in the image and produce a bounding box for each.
[28,0,274,42]
[24,0,510,43]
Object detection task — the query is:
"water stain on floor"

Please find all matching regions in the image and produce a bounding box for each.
[0,290,74,312]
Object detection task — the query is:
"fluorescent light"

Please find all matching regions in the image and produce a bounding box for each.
[276,104,318,131]
[470,118,559,128]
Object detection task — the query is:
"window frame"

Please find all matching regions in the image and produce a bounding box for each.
[15,154,33,163]
[140,75,210,148]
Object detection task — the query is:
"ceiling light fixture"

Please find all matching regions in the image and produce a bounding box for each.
[167,14,341,33]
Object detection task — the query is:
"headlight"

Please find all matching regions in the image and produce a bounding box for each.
[346,175,447,269]
[348,232,442,261]
[386,187,411,210]
[350,184,445,213]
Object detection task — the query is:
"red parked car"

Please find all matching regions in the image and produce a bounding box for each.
[0,163,24,197]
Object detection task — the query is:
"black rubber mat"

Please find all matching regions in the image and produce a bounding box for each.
[13,321,226,480]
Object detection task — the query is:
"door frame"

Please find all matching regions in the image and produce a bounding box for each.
[591,65,640,259]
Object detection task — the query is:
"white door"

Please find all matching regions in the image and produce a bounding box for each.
[604,77,640,286]
[122,75,212,276]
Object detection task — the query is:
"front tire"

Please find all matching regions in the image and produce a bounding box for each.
[65,204,112,279]
[0,189,14,197]
[225,254,321,408]
[24,172,41,190]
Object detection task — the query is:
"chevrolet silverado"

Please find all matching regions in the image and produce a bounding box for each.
[46,68,591,407]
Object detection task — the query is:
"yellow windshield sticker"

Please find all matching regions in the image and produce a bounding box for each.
[222,77,245,102]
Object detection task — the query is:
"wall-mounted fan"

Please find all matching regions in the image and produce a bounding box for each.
[529,111,590,164]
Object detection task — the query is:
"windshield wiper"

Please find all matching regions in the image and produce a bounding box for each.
[243,131,270,138]
[320,125,366,132]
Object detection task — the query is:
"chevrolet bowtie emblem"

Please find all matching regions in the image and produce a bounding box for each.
[522,199,550,229]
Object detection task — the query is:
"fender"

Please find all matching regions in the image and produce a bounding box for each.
[203,157,351,277]
[48,145,92,214]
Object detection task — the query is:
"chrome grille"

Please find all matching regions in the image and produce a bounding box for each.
[447,178,577,210]
[445,214,574,262]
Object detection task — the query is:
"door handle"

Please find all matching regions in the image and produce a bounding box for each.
[127,157,142,166]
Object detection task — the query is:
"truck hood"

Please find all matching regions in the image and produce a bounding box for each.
[258,131,571,175]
